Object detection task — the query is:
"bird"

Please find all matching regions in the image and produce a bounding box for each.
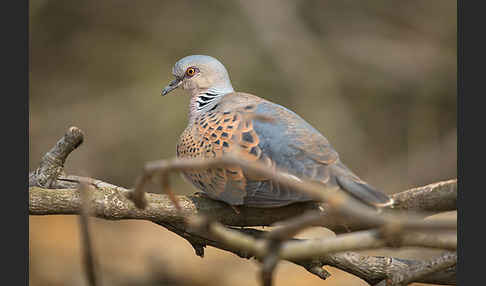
[161,55,394,208]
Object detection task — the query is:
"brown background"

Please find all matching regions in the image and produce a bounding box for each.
[29,1,456,285]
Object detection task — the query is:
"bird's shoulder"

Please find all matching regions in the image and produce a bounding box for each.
[215,91,341,175]
[214,92,265,112]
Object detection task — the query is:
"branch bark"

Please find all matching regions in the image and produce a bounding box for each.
[29,179,456,233]
[29,127,457,285]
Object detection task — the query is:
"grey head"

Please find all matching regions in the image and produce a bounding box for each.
[161,55,234,96]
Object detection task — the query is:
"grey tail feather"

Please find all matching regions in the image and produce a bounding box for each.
[336,176,394,208]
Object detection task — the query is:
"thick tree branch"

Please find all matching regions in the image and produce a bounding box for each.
[29,181,456,233]
[29,181,457,285]
[29,127,457,285]
[323,251,456,285]
[391,179,457,212]
[29,126,83,188]
[375,251,457,286]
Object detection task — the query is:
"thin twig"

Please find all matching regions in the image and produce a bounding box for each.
[261,245,280,286]
[188,218,455,261]
[130,174,149,209]
[78,182,100,286]
[159,173,181,211]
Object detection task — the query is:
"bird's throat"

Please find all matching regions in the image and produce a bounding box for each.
[189,92,222,120]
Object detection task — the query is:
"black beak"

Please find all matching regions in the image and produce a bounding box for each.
[161,78,182,96]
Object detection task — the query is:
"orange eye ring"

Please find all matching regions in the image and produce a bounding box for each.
[186,67,196,77]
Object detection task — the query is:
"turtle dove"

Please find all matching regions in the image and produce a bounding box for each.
[161,55,393,208]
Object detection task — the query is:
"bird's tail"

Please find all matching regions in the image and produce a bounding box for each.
[336,176,394,208]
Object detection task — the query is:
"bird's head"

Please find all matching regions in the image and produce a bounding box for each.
[161,55,234,96]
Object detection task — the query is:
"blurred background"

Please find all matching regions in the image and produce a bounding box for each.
[29,0,457,285]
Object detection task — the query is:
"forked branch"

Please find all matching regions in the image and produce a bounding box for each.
[29,127,457,285]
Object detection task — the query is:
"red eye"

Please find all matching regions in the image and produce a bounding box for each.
[186,67,196,77]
